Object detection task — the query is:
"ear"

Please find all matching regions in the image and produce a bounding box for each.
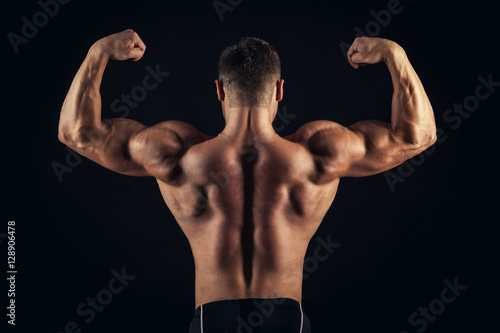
[276,79,284,102]
[215,79,225,102]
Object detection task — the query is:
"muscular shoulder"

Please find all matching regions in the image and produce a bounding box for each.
[285,120,354,182]
[152,120,215,144]
[130,120,212,156]
[285,120,345,145]
[129,120,214,182]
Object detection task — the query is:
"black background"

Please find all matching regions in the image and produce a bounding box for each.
[3,0,499,332]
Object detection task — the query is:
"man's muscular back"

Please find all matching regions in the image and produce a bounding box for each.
[58,30,436,313]
[147,122,340,308]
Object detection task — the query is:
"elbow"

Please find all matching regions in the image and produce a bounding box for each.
[58,130,69,145]
[393,118,437,150]
[58,127,89,150]
[58,124,77,147]
[58,127,71,146]
[416,129,437,148]
[418,123,438,149]
[395,124,437,154]
[58,131,80,150]
[58,119,71,145]
[403,129,437,153]
[427,130,438,146]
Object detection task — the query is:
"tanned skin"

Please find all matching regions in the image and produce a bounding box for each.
[58,29,436,309]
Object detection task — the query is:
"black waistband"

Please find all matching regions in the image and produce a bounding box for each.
[189,297,312,333]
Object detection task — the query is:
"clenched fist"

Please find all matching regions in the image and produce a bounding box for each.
[347,37,402,69]
[93,29,146,62]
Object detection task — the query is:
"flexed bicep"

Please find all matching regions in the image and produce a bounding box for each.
[304,119,431,179]
[334,120,419,177]
[304,37,436,179]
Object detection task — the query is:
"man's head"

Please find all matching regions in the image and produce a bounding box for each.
[216,37,282,108]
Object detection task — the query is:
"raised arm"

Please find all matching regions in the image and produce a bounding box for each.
[293,37,436,181]
[58,30,206,181]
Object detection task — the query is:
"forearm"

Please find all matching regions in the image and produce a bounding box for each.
[58,43,108,147]
[385,46,436,146]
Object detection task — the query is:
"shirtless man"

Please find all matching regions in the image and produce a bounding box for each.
[58,29,436,333]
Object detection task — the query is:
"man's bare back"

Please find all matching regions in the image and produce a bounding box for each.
[154,118,340,308]
[58,30,436,331]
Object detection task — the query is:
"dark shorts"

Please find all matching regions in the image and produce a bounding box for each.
[188,297,312,333]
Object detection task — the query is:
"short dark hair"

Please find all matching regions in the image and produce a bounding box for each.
[218,37,281,107]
